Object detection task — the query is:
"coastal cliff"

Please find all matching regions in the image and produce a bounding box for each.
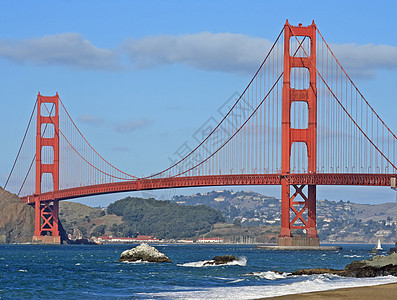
[0,187,35,243]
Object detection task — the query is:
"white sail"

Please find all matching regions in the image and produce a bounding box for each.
[376,237,383,250]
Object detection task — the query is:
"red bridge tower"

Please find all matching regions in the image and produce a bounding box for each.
[33,92,61,244]
[278,21,319,246]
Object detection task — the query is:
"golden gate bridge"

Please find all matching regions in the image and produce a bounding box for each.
[4,21,397,245]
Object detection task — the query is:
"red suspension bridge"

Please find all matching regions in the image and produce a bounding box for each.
[4,21,397,245]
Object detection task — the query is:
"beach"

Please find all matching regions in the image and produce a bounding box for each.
[271,282,397,299]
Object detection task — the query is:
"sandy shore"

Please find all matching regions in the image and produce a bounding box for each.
[268,282,397,299]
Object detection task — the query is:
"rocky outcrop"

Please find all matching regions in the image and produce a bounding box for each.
[119,243,171,263]
[65,228,99,245]
[343,253,397,277]
[292,268,345,276]
[0,187,35,243]
[291,253,397,277]
[204,255,239,265]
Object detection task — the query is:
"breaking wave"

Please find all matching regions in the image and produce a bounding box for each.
[121,259,150,264]
[244,271,289,280]
[178,257,247,267]
[147,275,397,299]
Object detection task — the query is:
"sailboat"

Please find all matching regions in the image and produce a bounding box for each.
[370,237,383,254]
[376,237,383,250]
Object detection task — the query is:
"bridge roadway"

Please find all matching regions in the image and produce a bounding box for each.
[20,173,395,204]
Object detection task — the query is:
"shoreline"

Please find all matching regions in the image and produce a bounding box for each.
[267,282,397,299]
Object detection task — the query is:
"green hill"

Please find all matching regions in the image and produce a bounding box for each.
[107,197,225,239]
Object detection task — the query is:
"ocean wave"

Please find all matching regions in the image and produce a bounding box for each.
[230,278,245,284]
[311,273,341,284]
[145,275,397,299]
[178,257,247,267]
[343,255,364,258]
[214,277,246,284]
[121,259,150,264]
[244,271,289,280]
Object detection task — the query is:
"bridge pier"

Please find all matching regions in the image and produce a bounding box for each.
[32,199,61,244]
[277,236,319,247]
[279,183,319,246]
[32,235,61,244]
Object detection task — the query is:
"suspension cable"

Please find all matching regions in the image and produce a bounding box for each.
[144,27,286,179]
[289,25,397,172]
[58,98,138,179]
[4,99,37,189]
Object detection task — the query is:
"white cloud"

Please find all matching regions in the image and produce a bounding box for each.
[124,32,273,74]
[330,43,397,78]
[124,32,397,78]
[77,115,105,126]
[115,118,151,133]
[1,32,397,78]
[0,33,120,70]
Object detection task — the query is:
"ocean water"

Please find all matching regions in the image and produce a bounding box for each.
[1,243,396,299]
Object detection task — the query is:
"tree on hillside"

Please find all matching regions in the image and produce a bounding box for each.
[107,197,225,239]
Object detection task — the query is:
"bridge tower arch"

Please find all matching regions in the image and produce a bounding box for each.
[33,92,61,244]
[278,21,319,246]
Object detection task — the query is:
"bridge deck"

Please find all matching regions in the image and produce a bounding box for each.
[21,173,395,203]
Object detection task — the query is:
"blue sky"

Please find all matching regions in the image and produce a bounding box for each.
[1,0,397,206]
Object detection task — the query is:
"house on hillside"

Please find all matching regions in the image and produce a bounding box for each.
[98,235,159,243]
[197,237,223,243]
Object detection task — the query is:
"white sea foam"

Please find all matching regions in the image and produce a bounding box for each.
[178,257,247,267]
[17,270,27,272]
[214,277,232,281]
[145,275,397,299]
[229,278,245,284]
[244,271,289,280]
[121,259,150,264]
[214,277,246,284]
[344,255,364,258]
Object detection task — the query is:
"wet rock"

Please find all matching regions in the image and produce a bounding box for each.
[343,253,397,277]
[291,268,345,276]
[290,253,397,278]
[119,243,171,263]
[204,255,239,265]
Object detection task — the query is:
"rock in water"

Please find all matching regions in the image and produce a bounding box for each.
[204,255,239,265]
[343,253,397,277]
[119,243,171,263]
[291,253,397,278]
[292,268,345,276]
[0,187,35,243]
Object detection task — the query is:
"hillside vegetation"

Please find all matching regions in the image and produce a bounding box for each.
[107,197,225,239]
[59,201,122,238]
